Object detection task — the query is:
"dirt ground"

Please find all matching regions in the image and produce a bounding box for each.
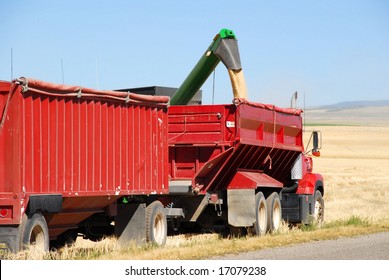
[304,125,389,222]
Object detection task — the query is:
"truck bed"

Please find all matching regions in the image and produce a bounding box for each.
[168,99,303,193]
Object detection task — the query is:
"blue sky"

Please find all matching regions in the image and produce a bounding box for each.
[1,0,388,107]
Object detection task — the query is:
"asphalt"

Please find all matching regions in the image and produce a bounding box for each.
[212,231,389,260]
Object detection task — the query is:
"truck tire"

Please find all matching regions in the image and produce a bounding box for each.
[146,201,167,246]
[20,212,49,252]
[253,192,267,236]
[313,190,324,225]
[266,192,281,233]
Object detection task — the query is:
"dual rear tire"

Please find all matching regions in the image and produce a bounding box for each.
[254,192,267,235]
[253,192,282,236]
[266,192,282,233]
[257,190,324,232]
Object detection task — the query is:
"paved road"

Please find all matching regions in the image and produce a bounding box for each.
[213,232,389,260]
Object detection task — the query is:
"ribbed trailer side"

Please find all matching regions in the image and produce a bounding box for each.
[0,78,169,231]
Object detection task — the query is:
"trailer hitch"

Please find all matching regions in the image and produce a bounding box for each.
[215,203,223,217]
[209,193,223,217]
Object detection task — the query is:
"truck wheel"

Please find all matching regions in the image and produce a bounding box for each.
[20,213,49,252]
[266,192,282,233]
[253,192,267,236]
[313,190,324,225]
[146,201,167,246]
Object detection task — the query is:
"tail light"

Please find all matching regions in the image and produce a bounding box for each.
[0,207,12,219]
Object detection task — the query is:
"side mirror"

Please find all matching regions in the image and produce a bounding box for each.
[312,131,321,157]
[305,130,321,157]
[313,131,319,151]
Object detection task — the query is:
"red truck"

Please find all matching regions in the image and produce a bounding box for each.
[0,29,324,253]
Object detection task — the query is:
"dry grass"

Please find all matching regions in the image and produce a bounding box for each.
[305,126,389,222]
[6,217,388,260]
[4,125,389,260]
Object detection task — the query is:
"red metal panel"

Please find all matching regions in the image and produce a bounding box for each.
[228,171,283,189]
[297,173,324,195]
[0,78,169,226]
[168,101,304,193]
[168,104,236,145]
[237,102,303,151]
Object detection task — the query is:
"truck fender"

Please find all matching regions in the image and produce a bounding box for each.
[296,173,324,196]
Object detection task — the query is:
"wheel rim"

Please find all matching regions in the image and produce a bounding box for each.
[315,199,324,223]
[258,201,267,233]
[153,212,165,245]
[273,202,281,230]
[30,225,46,251]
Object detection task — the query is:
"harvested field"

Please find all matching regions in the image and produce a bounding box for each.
[304,105,389,126]
[304,125,389,222]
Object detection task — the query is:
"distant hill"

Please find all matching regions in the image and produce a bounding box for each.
[304,100,389,126]
[318,100,389,111]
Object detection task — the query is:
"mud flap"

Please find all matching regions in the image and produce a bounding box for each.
[281,193,314,224]
[0,226,20,253]
[227,189,255,227]
[115,203,146,247]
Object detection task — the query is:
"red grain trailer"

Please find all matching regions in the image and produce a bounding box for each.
[0,77,170,252]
